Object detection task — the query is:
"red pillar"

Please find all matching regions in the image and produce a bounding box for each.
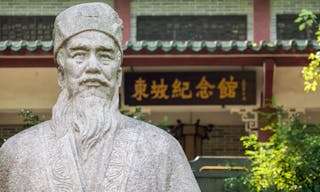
[254,0,273,141]
[253,0,271,42]
[262,59,275,105]
[114,0,131,44]
[258,59,276,142]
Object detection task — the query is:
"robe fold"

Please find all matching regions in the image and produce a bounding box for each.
[0,115,200,192]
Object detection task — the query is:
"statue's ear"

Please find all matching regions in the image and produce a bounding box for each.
[117,67,122,87]
[56,50,66,89]
[57,70,65,89]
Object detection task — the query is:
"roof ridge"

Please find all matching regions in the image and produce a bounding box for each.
[0,40,319,52]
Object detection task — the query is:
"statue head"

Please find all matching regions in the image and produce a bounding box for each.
[53,2,123,102]
[51,3,124,141]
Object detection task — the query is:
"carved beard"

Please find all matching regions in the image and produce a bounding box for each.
[71,94,112,159]
[52,88,120,161]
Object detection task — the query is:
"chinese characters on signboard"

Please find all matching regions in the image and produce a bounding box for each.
[124,71,256,105]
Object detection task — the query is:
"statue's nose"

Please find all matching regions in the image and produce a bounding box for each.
[86,54,100,74]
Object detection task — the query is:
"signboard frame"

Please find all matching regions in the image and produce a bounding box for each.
[124,71,257,106]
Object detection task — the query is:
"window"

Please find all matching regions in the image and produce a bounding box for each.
[277,14,318,40]
[137,15,247,41]
[0,16,55,41]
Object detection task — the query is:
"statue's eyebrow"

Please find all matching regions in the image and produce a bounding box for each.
[96,46,114,53]
[69,45,90,52]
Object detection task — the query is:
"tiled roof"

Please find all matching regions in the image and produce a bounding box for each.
[124,40,320,52]
[0,40,53,52]
[1,40,320,52]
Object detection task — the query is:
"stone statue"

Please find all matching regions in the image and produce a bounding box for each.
[0,3,200,192]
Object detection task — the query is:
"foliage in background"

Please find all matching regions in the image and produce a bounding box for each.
[0,107,171,148]
[0,138,5,147]
[296,10,320,92]
[236,105,320,192]
[0,107,168,149]
[224,174,250,192]
[18,107,171,132]
[294,9,318,39]
[120,106,150,122]
[0,109,42,146]
[119,105,171,132]
[18,106,171,132]
[19,108,43,128]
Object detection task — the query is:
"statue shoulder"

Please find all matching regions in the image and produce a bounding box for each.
[0,120,51,152]
[120,115,181,152]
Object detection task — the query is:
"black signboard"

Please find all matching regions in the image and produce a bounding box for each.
[124,71,256,106]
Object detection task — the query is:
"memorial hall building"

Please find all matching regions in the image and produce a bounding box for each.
[1,0,320,160]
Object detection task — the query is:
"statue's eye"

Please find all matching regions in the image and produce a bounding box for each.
[98,52,115,62]
[72,51,87,61]
[99,53,111,59]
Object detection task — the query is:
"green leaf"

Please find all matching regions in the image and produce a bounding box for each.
[294,17,303,23]
[306,19,313,27]
[299,23,306,31]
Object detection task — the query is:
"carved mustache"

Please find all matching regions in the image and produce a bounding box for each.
[79,77,110,87]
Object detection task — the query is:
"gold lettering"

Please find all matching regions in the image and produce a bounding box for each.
[171,79,192,99]
[131,77,149,101]
[218,75,239,99]
[195,76,215,99]
[150,78,169,99]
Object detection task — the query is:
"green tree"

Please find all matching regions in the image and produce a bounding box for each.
[239,105,320,191]
[296,10,320,92]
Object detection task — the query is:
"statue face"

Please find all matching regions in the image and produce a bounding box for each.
[60,31,121,98]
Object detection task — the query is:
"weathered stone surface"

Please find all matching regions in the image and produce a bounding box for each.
[0,3,200,191]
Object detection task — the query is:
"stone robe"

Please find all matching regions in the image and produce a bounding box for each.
[0,115,200,192]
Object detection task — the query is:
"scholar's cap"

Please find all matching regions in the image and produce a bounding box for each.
[53,2,123,61]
